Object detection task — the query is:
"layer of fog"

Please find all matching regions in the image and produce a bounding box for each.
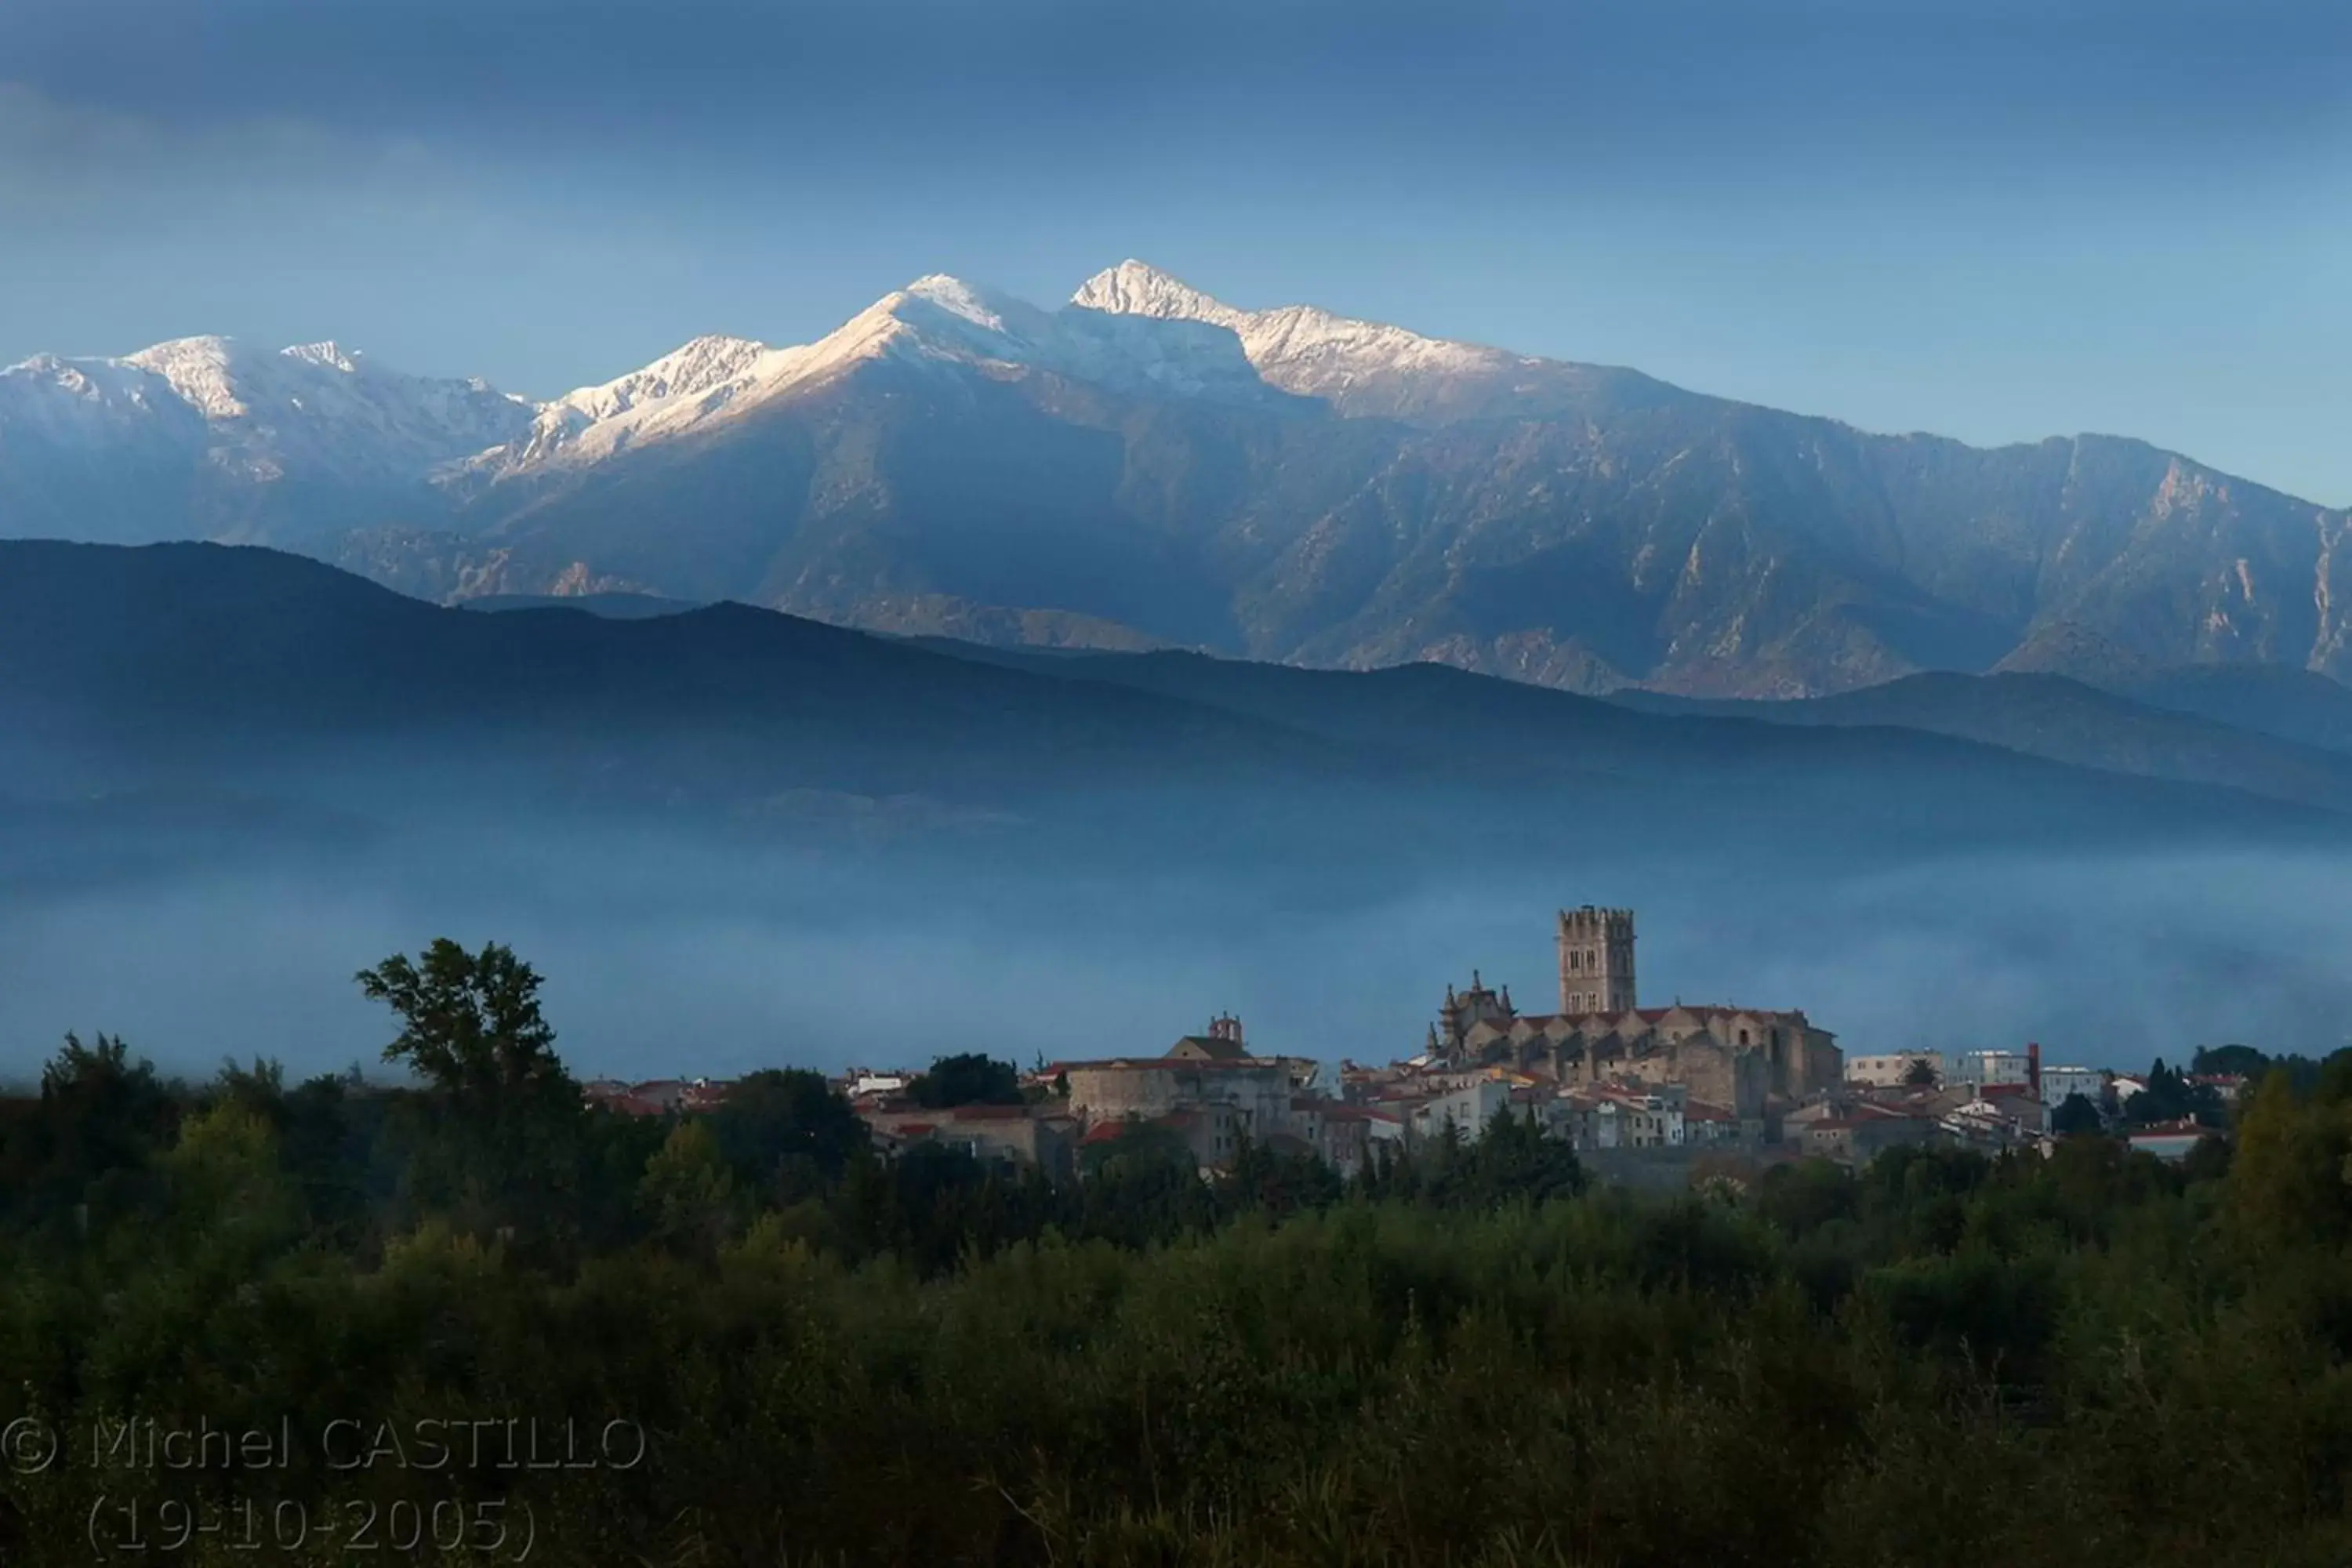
[2,826,2347,1087]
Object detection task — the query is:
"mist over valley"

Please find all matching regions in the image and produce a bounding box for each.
[0,542,2345,1085]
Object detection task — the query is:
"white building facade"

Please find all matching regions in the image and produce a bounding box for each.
[1948,1050,2034,1089]
[1846,1051,1944,1087]
[2039,1065,2105,1109]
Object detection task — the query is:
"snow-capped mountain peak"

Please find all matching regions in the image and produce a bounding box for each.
[1069,260,1246,329]
[901,274,1027,335]
[470,269,1285,478]
[0,258,1616,534]
[122,336,254,419]
[544,333,772,427]
[1069,259,1530,417]
[2,333,535,506]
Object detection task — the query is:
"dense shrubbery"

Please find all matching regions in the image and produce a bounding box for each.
[2,946,2351,1565]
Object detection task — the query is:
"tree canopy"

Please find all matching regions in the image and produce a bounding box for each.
[13,946,2352,1566]
[909,1052,1023,1109]
[355,938,568,1098]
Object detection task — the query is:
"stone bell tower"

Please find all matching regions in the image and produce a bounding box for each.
[1558,906,1636,1016]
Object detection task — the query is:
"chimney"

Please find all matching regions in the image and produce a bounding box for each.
[2027,1041,2042,1098]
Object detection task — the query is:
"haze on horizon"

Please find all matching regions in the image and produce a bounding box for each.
[1,0,2347,504]
[5,829,2347,1089]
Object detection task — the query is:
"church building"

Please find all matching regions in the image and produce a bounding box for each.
[1431,907,1842,1118]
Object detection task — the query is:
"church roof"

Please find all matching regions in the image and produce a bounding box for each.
[1171,1034,1250,1061]
[1515,1004,1826,1033]
[1044,1055,1286,1075]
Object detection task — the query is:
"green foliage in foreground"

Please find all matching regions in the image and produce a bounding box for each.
[2,946,2351,1566]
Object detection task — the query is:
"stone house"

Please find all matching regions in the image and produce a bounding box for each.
[859,1101,1076,1177]
[1803,1105,1939,1164]
[1407,1079,1512,1145]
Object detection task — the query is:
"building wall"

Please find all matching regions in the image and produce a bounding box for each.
[1410,1080,1511,1143]
[948,1114,1076,1178]
[2041,1066,2104,1108]
[1798,1027,1845,1098]
[1062,1061,1294,1132]
[1178,1105,1248,1170]
[1846,1053,1943,1088]
[1558,906,1637,1014]
[1806,1115,1937,1165]
[1951,1051,2033,1088]
[1557,1033,1773,1120]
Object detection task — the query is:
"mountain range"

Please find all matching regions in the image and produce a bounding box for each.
[8,540,2352,1073]
[1610,670,2352,816]
[5,263,2347,699]
[4,540,2343,860]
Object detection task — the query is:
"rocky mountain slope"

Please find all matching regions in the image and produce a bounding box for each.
[7,264,2349,698]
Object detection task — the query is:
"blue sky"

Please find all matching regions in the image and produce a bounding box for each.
[2,0,2347,502]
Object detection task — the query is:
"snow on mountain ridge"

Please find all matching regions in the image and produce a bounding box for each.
[902,274,1026,334]
[0,258,1555,503]
[1067,259,1249,330]
[0,350,211,449]
[122,336,254,420]
[1069,259,1522,408]
[467,271,1282,478]
[474,295,949,474]
[550,334,771,423]
[281,341,362,374]
[4,334,535,484]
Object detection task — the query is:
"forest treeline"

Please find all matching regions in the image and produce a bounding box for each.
[3,939,2352,1566]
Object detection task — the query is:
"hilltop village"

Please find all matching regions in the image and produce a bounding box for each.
[586,907,2240,1183]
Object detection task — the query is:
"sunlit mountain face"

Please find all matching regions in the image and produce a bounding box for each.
[7,262,2348,700]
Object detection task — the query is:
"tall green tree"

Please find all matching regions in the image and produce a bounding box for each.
[707,1069,868,1199]
[640,1119,741,1255]
[2227,1068,2352,1250]
[0,1032,180,1229]
[355,940,583,1240]
[2050,1092,2103,1138]
[2192,1044,2270,1079]
[356,939,567,1098]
